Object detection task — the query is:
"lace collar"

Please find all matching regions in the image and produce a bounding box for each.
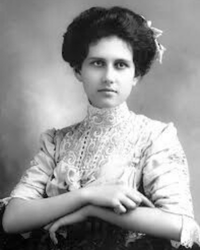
[85,102,131,127]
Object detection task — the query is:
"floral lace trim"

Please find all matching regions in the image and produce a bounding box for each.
[86,102,131,127]
[181,215,200,248]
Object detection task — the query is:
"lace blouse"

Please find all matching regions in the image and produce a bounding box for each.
[10,102,200,248]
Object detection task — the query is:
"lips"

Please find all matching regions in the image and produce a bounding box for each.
[98,88,117,93]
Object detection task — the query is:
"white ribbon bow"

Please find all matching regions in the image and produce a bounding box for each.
[147,20,166,64]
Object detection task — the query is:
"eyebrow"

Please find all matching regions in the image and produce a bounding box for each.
[87,57,132,63]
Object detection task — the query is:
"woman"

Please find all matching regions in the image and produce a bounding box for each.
[1,6,200,250]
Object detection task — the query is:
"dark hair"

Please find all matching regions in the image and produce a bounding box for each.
[62,6,157,77]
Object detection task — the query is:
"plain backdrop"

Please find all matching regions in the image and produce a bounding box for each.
[0,0,200,222]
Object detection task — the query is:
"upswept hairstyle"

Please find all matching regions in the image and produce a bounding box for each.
[62,6,157,77]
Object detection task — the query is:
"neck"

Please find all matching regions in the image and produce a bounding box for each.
[86,102,131,127]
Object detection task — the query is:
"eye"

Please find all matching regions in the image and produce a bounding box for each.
[115,61,128,69]
[91,60,104,67]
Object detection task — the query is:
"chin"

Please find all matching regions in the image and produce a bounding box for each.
[92,100,120,109]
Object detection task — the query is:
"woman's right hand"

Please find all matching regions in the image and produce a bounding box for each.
[83,180,154,214]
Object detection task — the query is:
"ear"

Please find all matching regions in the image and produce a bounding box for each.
[73,68,83,82]
[132,76,139,87]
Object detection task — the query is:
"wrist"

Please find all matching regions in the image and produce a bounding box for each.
[85,205,95,217]
[80,186,93,205]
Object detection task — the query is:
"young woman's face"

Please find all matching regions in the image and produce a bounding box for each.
[75,36,138,108]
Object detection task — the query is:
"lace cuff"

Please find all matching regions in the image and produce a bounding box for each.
[181,216,200,248]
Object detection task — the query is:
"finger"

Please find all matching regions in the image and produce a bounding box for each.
[113,203,127,214]
[120,196,137,210]
[126,190,142,205]
[48,216,69,243]
[44,222,53,230]
[49,210,86,234]
[50,215,70,232]
[141,196,154,208]
[114,207,121,214]
[139,193,155,208]
[49,219,64,245]
[126,189,154,208]
[49,231,58,245]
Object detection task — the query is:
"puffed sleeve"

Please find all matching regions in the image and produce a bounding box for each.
[10,128,57,200]
[143,122,200,248]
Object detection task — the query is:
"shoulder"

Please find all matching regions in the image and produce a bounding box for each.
[132,112,177,141]
[41,122,82,143]
[55,121,83,142]
[129,112,180,154]
[39,122,82,159]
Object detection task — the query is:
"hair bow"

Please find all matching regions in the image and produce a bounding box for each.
[147,20,166,64]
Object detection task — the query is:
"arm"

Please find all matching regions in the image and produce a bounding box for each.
[2,189,88,234]
[89,205,182,241]
[46,204,182,245]
[3,128,89,233]
[47,124,200,247]
[2,125,152,235]
[45,187,154,244]
[142,122,200,247]
[3,179,150,234]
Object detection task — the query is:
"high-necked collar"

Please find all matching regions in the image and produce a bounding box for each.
[85,102,131,127]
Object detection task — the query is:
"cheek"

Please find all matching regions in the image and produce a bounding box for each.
[127,70,135,80]
[119,73,135,86]
[124,84,133,94]
[82,79,96,95]
[84,71,101,84]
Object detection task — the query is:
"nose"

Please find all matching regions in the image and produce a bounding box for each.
[102,65,115,84]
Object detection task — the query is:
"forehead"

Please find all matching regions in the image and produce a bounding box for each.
[87,36,133,60]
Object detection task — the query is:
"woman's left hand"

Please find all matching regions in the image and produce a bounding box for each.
[44,205,92,245]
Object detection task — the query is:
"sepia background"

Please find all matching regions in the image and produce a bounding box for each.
[0,0,200,222]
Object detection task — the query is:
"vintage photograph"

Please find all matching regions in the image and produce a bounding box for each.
[0,0,200,249]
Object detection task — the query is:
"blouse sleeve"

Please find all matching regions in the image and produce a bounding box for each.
[143,122,200,248]
[10,128,58,200]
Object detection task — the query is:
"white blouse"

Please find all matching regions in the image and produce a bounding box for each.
[10,102,200,248]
